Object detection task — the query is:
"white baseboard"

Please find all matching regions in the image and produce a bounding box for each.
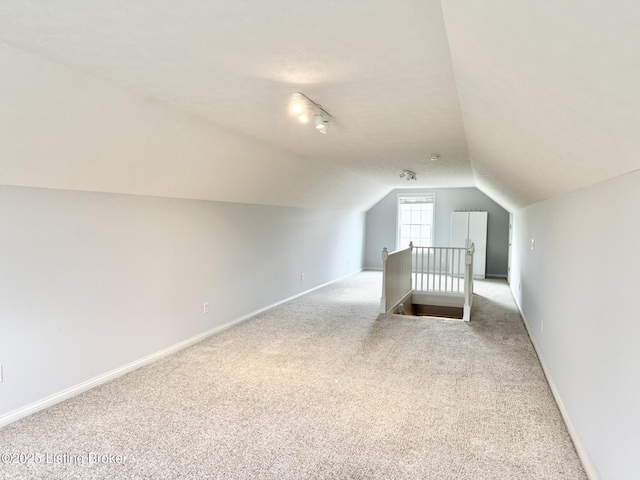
[0,269,364,429]
[485,273,508,279]
[511,291,598,480]
[0,319,245,429]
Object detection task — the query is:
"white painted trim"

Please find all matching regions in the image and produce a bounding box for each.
[0,269,364,429]
[395,192,437,250]
[387,290,412,314]
[510,289,598,480]
[412,291,465,308]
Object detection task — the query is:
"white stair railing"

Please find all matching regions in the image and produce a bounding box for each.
[380,243,475,320]
[380,242,413,313]
[412,246,468,293]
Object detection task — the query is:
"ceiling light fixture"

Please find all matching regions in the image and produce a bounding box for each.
[400,169,417,181]
[290,92,331,134]
[430,154,440,161]
[291,98,305,115]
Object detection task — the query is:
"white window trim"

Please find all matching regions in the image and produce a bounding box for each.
[396,193,436,249]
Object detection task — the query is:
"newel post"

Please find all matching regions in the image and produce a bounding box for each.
[380,247,388,313]
[467,243,475,296]
[463,243,475,321]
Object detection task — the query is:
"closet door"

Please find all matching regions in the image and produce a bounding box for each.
[468,212,488,279]
[450,211,488,279]
[450,212,470,248]
[450,212,469,277]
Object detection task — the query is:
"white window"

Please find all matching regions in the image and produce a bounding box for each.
[397,194,435,248]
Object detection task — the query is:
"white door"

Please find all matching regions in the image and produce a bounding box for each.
[468,212,488,279]
[450,211,487,279]
[450,212,470,248]
[450,211,469,277]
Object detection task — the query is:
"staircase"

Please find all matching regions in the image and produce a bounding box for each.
[380,242,475,321]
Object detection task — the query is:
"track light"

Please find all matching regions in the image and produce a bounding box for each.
[400,169,417,181]
[290,92,332,134]
[314,113,329,134]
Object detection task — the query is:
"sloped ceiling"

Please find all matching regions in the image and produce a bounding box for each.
[441,1,640,210]
[0,1,638,212]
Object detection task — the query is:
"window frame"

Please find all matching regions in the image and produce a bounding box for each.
[396,193,436,249]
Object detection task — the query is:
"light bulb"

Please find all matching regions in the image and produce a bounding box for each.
[291,92,305,116]
[298,112,309,124]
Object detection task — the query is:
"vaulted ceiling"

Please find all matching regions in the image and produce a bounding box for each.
[1,1,638,212]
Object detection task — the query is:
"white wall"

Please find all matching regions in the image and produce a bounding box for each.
[0,185,365,419]
[364,187,509,275]
[510,169,640,480]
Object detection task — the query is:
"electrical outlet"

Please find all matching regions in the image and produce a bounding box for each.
[531,238,535,251]
[301,273,305,281]
[203,302,209,314]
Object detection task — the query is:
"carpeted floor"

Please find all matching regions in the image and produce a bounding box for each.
[0,271,586,479]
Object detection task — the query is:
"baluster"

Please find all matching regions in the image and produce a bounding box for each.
[438,248,442,291]
[418,247,422,291]
[425,247,430,291]
[457,248,461,292]
[445,248,449,292]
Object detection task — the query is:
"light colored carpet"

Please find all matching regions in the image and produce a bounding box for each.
[0,272,586,479]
